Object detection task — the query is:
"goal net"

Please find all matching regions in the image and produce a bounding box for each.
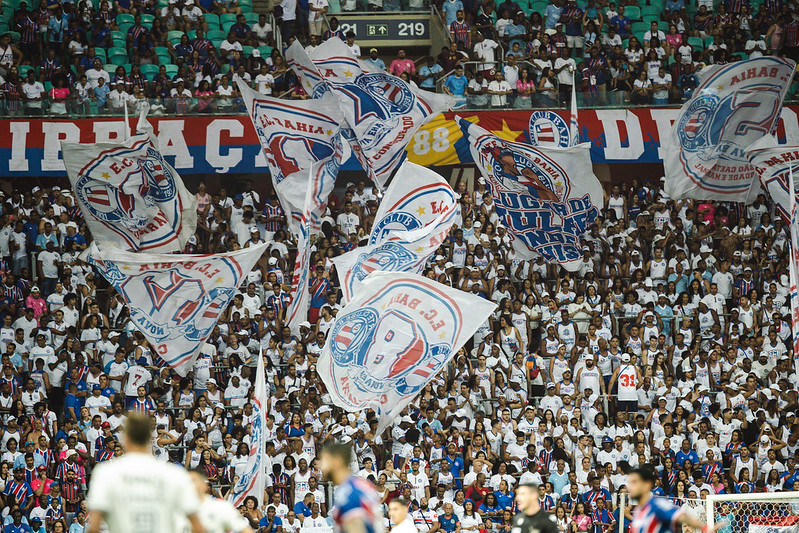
[706,492,799,533]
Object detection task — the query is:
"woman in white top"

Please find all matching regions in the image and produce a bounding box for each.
[460,500,482,532]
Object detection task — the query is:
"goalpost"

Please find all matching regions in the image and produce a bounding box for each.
[706,492,799,533]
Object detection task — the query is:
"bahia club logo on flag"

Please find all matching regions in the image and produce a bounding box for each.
[230,347,267,507]
[664,57,795,201]
[457,117,602,271]
[84,242,267,375]
[318,272,495,433]
[333,162,459,303]
[286,38,454,188]
[62,134,197,253]
[236,77,344,235]
[746,135,799,223]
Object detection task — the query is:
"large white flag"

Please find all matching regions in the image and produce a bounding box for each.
[236,77,343,235]
[664,57,795,201]
[318,272,495,433]
[789,168,799,368]
[333,162,459,303]
[230,348,267,506]
[62,132,197,253]
[286,38,454,189]
[746,135,799,223]
[84,242,267,375]
[457,117,602,271]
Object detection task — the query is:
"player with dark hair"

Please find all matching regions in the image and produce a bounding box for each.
[388,497,416,533]
[86,414,204,533]
[190,469,255,533]
[627,466,722,533]
[320,442,384,533]
[513,481,560,533]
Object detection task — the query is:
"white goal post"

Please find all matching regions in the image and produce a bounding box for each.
[706,492,799,531]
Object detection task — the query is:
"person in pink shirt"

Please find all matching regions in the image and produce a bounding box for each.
[25,287,47,323]
[388,49,416,77]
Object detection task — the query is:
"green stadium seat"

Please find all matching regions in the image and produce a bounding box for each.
[110,30,125,41]
[208,29,227,40]
[122,63,132,73]
[204,13,220,28]
[220,13,237,24]
[211,38,224,49]
[242,45,254,56]
[733,52,748,61]
[687,36,704,49]
[631,21,648,34]
[169,37,183,46]
[43,81,53,92]
[642,14,658,23]
[634,31,646,43]
[103,64,118,74]
[704,36,714,48]
[140,64,159,77]
[244,12,259,24]
[328,0,340,11]
[112,38,126,49]
[116,13,134,26]
[239,4,253,12]
[155,46,169,56]
[258,45,273,58]
[94,48,107,61]
[18,65,34,78]
[625,6,641,19]
[221,63,231,74]
[118,23,133,34]
[140,14,154,24]
[7,30,20,42]
[658,21,668,31]
[187,29,197,39]
[238,0,253,6]
[164,64,178,76]
[157,54,172,65]
[641,5,660,16]
[222,21,235,32]
[168,30,185,40]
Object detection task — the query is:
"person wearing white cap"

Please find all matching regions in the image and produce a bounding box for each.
[607,352,640,414]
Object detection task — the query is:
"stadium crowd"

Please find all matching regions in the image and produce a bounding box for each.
[0,175,797,533]
[3,0,799,114]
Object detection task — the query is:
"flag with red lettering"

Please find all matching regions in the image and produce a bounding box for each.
[83,242,267,375]
[286,38,455,189]
[318,272,495,433]
[62,131,197,253]
[332,162,459,303]
[236,77,345,235]
[664,57,795,201]
[746,135,799,223]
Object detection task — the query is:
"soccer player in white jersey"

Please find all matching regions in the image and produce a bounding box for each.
[190,470,254,533]
[86,414,204,533]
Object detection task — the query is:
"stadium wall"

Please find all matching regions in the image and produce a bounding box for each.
[4,106,799,177]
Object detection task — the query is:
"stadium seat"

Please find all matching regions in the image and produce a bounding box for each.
[140,14,154,24]
[258,45,273,58]
[103,64,118,74]
[169,36,183,45]
[658,21,669,31]
[211,38,224,49]
[187,29,197,39]
[220,13,237,25]
[108,48,129,65]
[221,63,231,74]
[140,64,159,77]
[94,48,107,62]
[164,64,178,76]
[110,30,126,41]
[240,4,253,12]
[222,21,235,32]
[687,36,704,49]
[641,5,661,17]
[642,14,658,23]
[155,46,170,56]
[704,36,714,48]
[112,38,126,49]
[18,64,34,78]
[208,29,227,40]
[625,6,641,20]
[157,53,172,65]
[116,13,135,26]
[631,21,648,34]
[242,45,254,57]
[118,23,133,34]
[244,12,259,24]
[167,30,185,41]
[7,30,20,42]
[204,13,220,28]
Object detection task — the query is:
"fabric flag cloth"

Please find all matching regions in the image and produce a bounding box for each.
[789,167,799,369]
[318,272,496,433]
[457,117,602,271]
[284,134,351,333]
[664,57,795,201]
[236,76,343,235]
[286,38,454,189]
[333,162,459,303]
[84,242,267,375]
[230,345,267,506]
[746,135,799,223]
[62,129,197,253]
[569,70,579,146]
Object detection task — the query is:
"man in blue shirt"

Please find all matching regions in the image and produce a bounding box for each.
[437,503,460,533]
[675,439,700,467]
[544,0,563,29]
[3,509,30,533]
[417,56,443,91]
[610,6,631,37]
[293,493,313,520]
[443,443,464,488]
[364,48,386,70]
[442,0,464,27]
[444,65,467,106]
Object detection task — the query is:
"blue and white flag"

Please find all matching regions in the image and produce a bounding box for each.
[318,272,495,432]
[285,138,351,332]
[286,38,454,189]
[570,70,579,147]
[457,117,602,271]
[84,242,267,375]
[746,135,799,224]
[236,76,343,235]
[230,346,266,507]
[62,132,197,253]
[333,162,459,303]
[664,57,795,201]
